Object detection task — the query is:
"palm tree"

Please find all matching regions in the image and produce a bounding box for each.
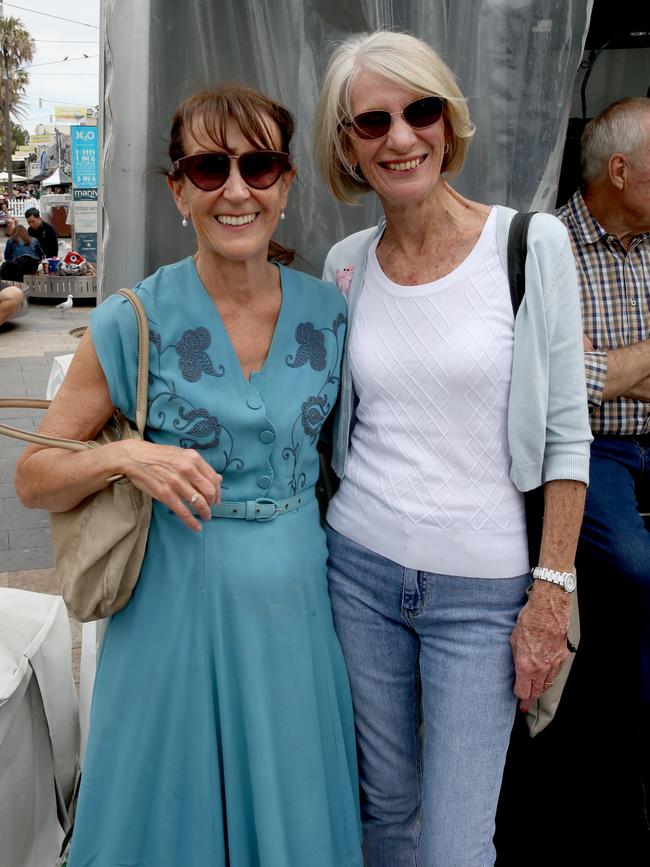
[0,16,33,196]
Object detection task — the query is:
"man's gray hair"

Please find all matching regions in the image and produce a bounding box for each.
[581,97,650,185]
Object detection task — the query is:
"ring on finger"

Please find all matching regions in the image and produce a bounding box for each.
[189,492,200,505]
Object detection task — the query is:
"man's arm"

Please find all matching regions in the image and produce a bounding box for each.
[583,332,650,403]
[40,222,58,257]
[600,341,650,400]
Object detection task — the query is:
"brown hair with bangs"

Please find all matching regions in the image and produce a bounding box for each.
[167,84,295,264]
[10,225,31,245]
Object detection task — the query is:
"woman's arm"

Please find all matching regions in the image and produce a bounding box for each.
[15,331,222,531]
[510,478,586,707]
[510,221,590,707]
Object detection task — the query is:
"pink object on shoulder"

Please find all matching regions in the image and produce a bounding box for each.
[335,265,355,296]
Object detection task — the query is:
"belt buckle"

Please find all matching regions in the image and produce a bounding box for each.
[249,497,280,522]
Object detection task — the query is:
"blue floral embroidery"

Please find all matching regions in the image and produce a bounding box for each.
[174,327,224,382]
[301,395,328,437]
[283,311,346,494]
[146,332,243,474]
[150,330,162,354]
[175,407,222,449]
[285,322,326,371]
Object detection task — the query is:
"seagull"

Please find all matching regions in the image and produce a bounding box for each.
[56,294,73,317]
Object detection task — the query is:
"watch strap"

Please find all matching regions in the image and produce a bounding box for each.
[531,565,577,592]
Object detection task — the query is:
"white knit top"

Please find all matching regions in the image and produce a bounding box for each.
[327,208,530,578]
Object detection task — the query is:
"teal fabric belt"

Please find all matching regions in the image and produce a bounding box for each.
[210,487,315,522]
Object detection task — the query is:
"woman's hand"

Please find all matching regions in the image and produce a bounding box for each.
[510,478,585,710]
[116,439,222,531]
[510,580,571,710]
[15,331,221,531]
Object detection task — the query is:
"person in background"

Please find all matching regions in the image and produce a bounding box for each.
[314,29,591,866]
[1,225,44,282]
[0,198,15,234]
[0,283,24,325]
[15,83,362,867]
[24,206,58,259]
[556,95,650,816]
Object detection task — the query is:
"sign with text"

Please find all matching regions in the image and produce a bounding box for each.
[72,188,98,263]
[70,126,99,188]
[73,188,98,201]
[55,105,91,122]
[75,233,97,263]
[73,201,98,233]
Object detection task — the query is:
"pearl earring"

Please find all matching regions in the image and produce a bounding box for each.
[181,214,189,228]
[280,209,285,221]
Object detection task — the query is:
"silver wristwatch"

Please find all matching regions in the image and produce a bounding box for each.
[531,566,577,593]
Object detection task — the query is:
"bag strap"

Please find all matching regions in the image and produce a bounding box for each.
[0,288,149,450]
[506,211,544,565]
[507,211,536,317]
[119,288,150,436]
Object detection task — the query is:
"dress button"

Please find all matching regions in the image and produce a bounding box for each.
[247,394,263,410]
[631,299,637,307]
[257,474,273,489]
[259,429,275,444]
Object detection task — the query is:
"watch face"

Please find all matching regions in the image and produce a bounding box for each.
[564,573,577,592]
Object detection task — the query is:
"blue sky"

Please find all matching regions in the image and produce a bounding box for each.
[2,0,100,134]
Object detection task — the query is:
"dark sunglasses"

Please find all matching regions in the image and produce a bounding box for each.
[347,95,445,141]
[173,149,291,191]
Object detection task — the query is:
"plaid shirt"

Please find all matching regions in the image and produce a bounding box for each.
[556,190,650,436]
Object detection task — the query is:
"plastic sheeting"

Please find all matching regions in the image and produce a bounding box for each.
[0,590,79,867]
[99,0,593,297]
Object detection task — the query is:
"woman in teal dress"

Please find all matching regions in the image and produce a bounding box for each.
[15,85,362,867]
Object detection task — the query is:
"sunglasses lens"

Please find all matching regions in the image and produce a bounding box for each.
[183,153,229,191]
[350,97,444,140]
[403,96,444,129]
[239,151,289,189]
[178,151,289,191]
[352,110,391,141]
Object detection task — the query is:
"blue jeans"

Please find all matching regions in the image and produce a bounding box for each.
[325,525,529,867]
[580,434,650,705]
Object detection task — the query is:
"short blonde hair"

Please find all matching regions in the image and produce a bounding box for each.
[314,30,475,204]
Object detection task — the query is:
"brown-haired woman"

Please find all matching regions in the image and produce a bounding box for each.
[15,84,362,867]
[1,224,44,281]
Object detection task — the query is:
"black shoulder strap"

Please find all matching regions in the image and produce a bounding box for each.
[507,210,543,565]
[507,211,536,317]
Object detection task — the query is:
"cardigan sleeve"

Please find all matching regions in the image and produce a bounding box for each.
[539,221,592,485]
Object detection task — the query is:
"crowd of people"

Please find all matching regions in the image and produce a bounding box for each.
[0,206,59,324]
[7,26,650,867]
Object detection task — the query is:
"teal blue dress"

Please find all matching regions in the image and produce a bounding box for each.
[68,257,362,867]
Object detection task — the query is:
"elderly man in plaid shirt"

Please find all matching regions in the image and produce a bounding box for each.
[556,95,650,793]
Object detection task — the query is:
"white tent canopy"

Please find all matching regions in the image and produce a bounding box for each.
[0,171,27,181]
[41,168,71,187]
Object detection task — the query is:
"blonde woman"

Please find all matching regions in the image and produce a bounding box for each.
[314,30,591,866]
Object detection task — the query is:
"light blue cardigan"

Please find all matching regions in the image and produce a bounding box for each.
[323,206,592,491]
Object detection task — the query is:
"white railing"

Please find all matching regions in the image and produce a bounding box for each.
[4,197,39,218]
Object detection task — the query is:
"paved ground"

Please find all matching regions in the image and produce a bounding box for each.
[0,298,95,682]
